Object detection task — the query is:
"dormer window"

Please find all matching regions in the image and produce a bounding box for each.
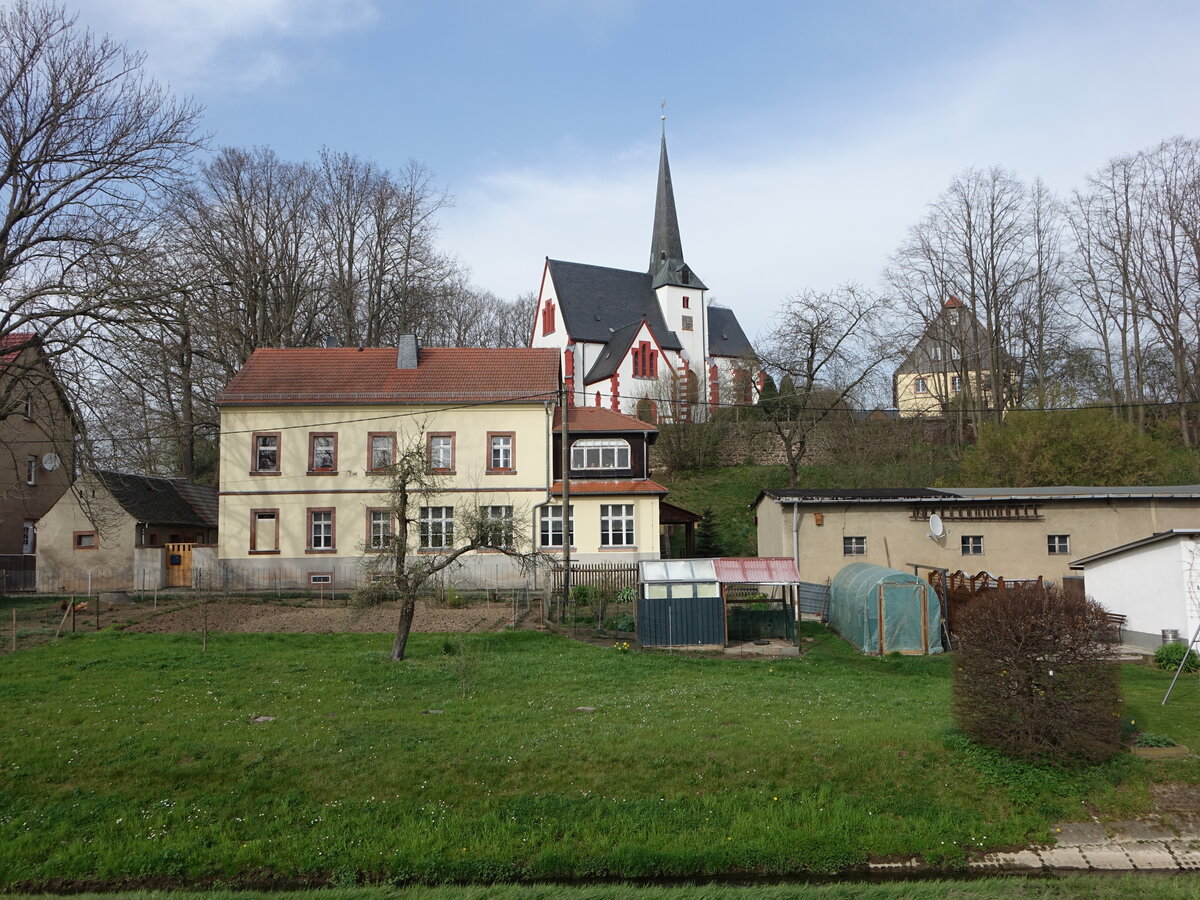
[681,268,689,285]
[572,438,630,470]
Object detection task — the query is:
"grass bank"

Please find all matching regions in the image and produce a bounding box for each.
[1,628,1197,888]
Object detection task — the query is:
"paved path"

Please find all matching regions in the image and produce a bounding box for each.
[869,818,1200,874]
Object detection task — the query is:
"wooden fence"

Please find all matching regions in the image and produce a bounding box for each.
[552,562,638,595]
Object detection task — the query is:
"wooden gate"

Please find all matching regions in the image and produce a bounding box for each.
[165,542,194,588]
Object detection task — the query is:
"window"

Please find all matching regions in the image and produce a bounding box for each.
[21,519,35,554]
[309,573,332,585]
[931,346,942,362]
[632,341,658,378]
[600,504,635,547]
[542,300,555,335]
[913,377,928,395]
[571,438,631,471]
[961,535,984,556]
[368,509,393,550]
[481,505,514,549]
[368,432,395,470]
[488,433,514,472]
[1048,534,1071,555]
[252,432,280,473]
[308,433,337,473]
[682,296,690,309]
[539,505,574,547]
[25,457,36,486]
[308,509,335,552]
[250,509,279,553]
[843,536,866,556]
[428,433,454,472]
[73,531,97,550]
[420,506,454,549]
[681,314,694,332]
[951,375,962,392]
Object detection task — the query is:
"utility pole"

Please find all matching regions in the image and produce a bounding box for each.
[560,381,571,621]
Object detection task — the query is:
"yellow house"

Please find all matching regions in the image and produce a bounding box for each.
[893,297,1005,418]
[215,337,664,590]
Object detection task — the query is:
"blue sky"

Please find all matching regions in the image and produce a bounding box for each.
[76,0,1200,341]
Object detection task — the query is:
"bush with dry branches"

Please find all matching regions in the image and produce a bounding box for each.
[951,584,1121,765]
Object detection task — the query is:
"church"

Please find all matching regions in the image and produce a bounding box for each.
[530,132,755,422]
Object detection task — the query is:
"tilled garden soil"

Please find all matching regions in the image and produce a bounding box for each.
[125,600,517,634]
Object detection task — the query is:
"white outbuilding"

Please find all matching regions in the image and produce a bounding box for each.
[1069,529,1200,652]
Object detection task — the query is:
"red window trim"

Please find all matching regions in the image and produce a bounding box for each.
[306,507,336,554]
[367,431,397,472]
[73,530,98,550]
[486,431,516,474]
[542,299,556,336]
[307,431,338,475]
[249,508,280,555]
[365,507,394,552]
[250,431,281,475]
[427,431,456,474]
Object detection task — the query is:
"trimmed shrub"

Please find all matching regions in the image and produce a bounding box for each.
[952,584,1121,765]
[1154,640,1200,673]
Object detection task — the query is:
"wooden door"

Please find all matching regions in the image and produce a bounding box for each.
[165,542,193,588]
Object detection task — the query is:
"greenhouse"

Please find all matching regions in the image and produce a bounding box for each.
[829,562,943,655]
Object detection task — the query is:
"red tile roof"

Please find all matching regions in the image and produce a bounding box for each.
[0,332,37,367]
[551,479,668,496]
[552,406,657,433]
[217,347,561,405]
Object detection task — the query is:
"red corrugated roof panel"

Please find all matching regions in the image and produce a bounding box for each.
[217,347,560,405]
[714,557,801,584]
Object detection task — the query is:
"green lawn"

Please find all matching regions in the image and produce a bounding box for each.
[1,628,1197,888]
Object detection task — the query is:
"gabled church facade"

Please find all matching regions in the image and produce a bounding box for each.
[530,134,755,421]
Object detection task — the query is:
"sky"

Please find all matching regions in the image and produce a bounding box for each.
[74,0,1200,343]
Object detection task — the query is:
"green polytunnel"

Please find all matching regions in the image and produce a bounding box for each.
[829,563,943,655]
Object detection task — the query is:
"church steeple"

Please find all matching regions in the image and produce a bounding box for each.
[648,130,706,290]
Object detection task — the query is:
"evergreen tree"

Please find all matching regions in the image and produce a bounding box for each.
[695,508,724,557]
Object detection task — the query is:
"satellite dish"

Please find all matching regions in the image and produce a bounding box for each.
[41,452,60,471]
[928,513,946,540]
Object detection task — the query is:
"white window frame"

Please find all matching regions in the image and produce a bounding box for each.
[369,509,393,550]
[600,504,635,547]
[571,438,631,471]
[539,505,574,548]
[481,505,514,549]
[843,536,866,556]
[429,435,453,471]
[420,506,454,550]
[913,377,928,395]
[253,433,280,472]
[309,510,334,550]
[1047,534,1070,555]
[25,457,36,486]
[961,535,984,556]
[489,434,513,471]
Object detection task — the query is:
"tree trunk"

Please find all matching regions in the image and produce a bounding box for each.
[391,596,417,661]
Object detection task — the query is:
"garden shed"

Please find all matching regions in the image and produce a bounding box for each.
[829,563,942,655]
[635,557,802,648]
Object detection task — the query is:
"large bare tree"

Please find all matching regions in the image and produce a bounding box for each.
[756,285,891,487]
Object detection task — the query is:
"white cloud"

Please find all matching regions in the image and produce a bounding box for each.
[76,0,377,89]
[444,3,1200,345]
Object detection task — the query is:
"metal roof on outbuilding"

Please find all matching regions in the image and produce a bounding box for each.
[713,557,801,584]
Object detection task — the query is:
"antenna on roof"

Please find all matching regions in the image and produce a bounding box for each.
[927,513,947,541]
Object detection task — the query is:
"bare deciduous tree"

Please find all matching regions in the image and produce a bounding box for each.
[757,285,891,487]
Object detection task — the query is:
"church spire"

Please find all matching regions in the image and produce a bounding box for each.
[648,122,706,290]
[649,132,685,273]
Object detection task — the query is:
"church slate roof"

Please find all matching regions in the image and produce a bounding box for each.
[708,306,754,358]
[546,259,683,351]
[582,319,643,384]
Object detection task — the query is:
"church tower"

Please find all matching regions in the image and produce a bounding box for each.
[648,133,708,392]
